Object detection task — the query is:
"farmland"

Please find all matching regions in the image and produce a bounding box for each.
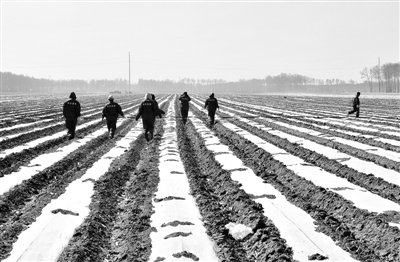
[0,93,399,262]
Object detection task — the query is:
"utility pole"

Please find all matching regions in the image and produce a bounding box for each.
[378,57,381,92]
[129,52,131,94]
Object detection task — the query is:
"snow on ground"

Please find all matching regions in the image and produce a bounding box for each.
[188,109,358,262]
[149,101,218,262]
[2,119,143,262]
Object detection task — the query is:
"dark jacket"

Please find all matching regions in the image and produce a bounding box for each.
[135,99,161,121]
[63,99,81,120]
[179,94,191,110]
[153,100,165,118]
[205,97,219,111]
[102,101,124,119]
[353,97,360,107]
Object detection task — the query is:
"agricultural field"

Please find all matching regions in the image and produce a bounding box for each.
[0,93,399,262]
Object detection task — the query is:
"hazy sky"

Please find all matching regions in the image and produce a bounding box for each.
[1,1,399,83]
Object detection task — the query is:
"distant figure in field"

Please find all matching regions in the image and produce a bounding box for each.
[179,91,191,124]
[136,93,162,142]
[151,94,165,119]
[204,93,219,125]
[63,92,81,140]
[347,92,361,118]
[102,95,124,138]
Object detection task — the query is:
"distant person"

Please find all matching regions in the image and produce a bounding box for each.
[151,94,165,119]
[63,92,81,140]
[136,93,162,142]
[204,93,219,125]
[179,91,191,124]
[102,95,124,138]
[347,92,361,118]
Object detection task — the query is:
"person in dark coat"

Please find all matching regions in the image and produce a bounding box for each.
[204,93,219,125]
[151,94,165,119]
[102,95,124,138]
[63,92,81,140]
[179,91,191,124]
[136,93,161,141]
[348,92,361,118]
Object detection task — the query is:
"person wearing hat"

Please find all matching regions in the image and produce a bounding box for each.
[204,93,219,125]
[136,93,161,142]
[102,95,124,138]
[63,92,81,140]
[347,92,361,118]
[179,91,191,124]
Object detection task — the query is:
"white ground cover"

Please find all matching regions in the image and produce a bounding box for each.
[288,118,400,147]
[0,101,133,142]
[2,121,143,262]
[195,98,400,161]
[308,117,400,137]
[188,110,357,262]
[265,119,400,162]
[219,109,400,186]
[0,119,54,133]
[300,107,399,123]
[0,122,61,142]
[0,106,104,142]
[192,102,400,214]
[209,99,400,163]
[0,100,135,134]
[0,103,139,158]
[220,97,400,132]
[0,112,139,196]
[149,101,218,262]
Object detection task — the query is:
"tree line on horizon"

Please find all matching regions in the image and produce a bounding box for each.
[360,62,400,93]
[1,62,398,94]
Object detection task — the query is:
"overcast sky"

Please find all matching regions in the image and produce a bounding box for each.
[1,1,399,83]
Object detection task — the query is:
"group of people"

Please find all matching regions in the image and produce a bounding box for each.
[63,91,217,142]
[63,91,361,142]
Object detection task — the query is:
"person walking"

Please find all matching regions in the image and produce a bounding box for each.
[63,92,81,140]
[102,95,124,138]
[179,91,191,124]
[204,93,219,125]
[136,93,161,142]
[347,92,361,118]
[151,94,165,118]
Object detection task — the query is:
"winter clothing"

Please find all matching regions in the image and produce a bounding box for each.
[205,93,219,125]
[152,94,165,120]
[63,92,81,139]
[348,92,360,118]
[102,100,124,138]
[179,92,191,124]
[136,93,161,141]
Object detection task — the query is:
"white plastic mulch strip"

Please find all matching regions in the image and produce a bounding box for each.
[0,122,61,142]
[149,101,218,262]
[288,118,400,147]
[206,98,400,162]
[195,97,400,161]
[2,121,143,262]
[220,97,400,134]
[219,109,400,186]
[307,117,400,137]
[0,115,136,196]
[0,103,139,159]
[263,118,400,162]
[0,119,54,132]
[188,111,357,262]
[191,102,400,214]
[0,100,135,137]
[0,108,104,143]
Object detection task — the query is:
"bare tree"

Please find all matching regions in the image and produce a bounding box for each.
[360,67,373,92]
